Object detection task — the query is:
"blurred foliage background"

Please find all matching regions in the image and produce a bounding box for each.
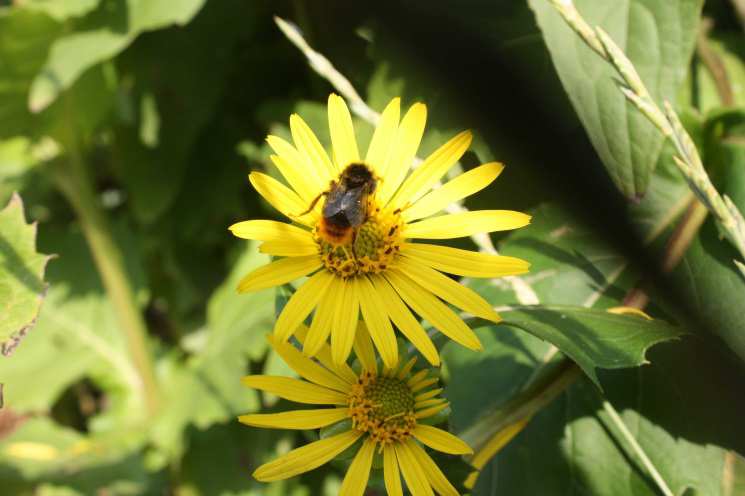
[1,0,745,495]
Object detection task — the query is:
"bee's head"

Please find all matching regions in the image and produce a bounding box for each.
[342,163,375,188]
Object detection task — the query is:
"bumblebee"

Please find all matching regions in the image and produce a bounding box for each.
[302,163,377,248]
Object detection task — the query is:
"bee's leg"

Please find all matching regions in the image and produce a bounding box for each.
[297,191,326,217]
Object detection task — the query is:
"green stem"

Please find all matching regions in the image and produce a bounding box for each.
[601,400,674,496]
[54,118,159,417]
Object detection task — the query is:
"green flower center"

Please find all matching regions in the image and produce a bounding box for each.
[315,209,403,278]
[348,371,417,446]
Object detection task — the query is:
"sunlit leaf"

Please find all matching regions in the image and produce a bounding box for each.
[528,0,704,198]
[0,193,51,356]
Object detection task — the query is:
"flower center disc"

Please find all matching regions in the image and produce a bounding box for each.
[315,208,402,278]
[349,372,417,446]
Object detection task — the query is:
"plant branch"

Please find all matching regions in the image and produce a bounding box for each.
[53,100,159,416]
[601,400,674,496]
[696,18,735,107]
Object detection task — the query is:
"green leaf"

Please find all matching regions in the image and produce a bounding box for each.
[28,0,206,112]
[467,202,633,309]
[148,242,274,461]
[0,417,158,494]
[111,0,251,223]
[0,193,51,356]
[469,337,745,495]
[528,0,703,198]
[23,0,100,22]
[493,306,683,387]
[0,7,62,139]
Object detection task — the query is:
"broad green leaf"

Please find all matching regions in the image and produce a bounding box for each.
[0,417,157,495]
[493,306,683,387]
[0,7,62,139]
[176,423,310,496]
[0,225,147,425]
[148,242,273,461]
[442,325,552,431]
[469,336,745,495]
[28,0,206,112]
[528,0,703,198]
[467,202,633,309]
[23,0,100,22]
[112,1,251,223]
[0,193,51,356]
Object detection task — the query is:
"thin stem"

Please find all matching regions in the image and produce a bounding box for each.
[601,400,674,496]
[696,18,735,107]
[54,100,159,416]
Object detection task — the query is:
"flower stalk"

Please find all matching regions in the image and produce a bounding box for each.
[53,99,160,416]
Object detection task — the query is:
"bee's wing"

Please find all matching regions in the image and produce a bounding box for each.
[322,186,347,218]
[341,186,368,226]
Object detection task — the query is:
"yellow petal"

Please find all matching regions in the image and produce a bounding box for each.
[328,94,359,170]
[390,130,472,210]
[405,210,531,239]
[413,425,473,455]
[400,242,529,278]
[259,239,318,257]
[339,438,375,496]
[241,375,347,405]
[266,134,325,196]
[366,98,400,176]
[331,278,359,366]
[304,278,340,356]
[383,445,403,496]
[415,402,449,419]
[238,256,321,293]
[384,271,482,351]
[407,441,459,496]
[275,270,334,341]
[397,356,418,380]
[403,162,504,222]
[407,369,428,388]
[239,408,349,429]
[290,113,336,183]
[268,337,350,393]
[229,219,312,243]
[416,398,446,409]
[352,321,377,374]
[392,259,500,322]
[415,388,442,402]
[356,276,398,369]
[249,171,315,226]
[607,306,653,319]
[296,325,358,384]
[411,378,439,393]
[253,430,362,482]
[370,275,439,366]
[379,102,427,205]
[394,442,434,496]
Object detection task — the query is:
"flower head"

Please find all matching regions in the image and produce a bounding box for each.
[230,94,530,367]
[241,324,471,496]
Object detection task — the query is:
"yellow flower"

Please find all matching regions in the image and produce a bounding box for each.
[230,94,530,367]
[241,324,472,496]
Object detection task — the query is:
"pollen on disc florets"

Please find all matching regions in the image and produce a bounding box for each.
[315,208,403,278]
[348,371,417,446]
